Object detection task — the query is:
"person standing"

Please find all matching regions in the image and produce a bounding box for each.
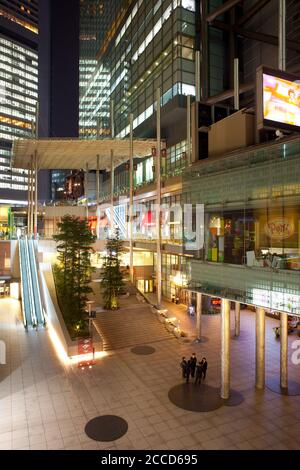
[185,360,191,383]
[201,357,208,380]
[190,353,197,378]
[180,357,187,379]
[195,362,203,384]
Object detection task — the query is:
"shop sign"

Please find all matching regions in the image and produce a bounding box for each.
[264,218,294,240]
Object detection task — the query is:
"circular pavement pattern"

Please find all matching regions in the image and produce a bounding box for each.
[168,383,223,412]
[266,377,300,396]
[168,383,244,412]
[85,415,128,442]
[131,345,156,355]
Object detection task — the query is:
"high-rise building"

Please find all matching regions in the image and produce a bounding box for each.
[0,0,38,204]
[79,0,122,139]
[38,0,80,201]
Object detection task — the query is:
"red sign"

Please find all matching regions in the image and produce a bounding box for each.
[78,337,94,368]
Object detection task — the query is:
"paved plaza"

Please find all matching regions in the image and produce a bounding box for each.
[0,296,300,450]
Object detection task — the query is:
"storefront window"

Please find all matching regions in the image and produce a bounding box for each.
[203,207,300,271]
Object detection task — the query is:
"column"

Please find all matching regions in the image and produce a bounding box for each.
[280,312,288,389]
[96,154,100,240]
[85,163,89,220]
[129,114,134,284]
[235,302,240,337]
[256,307,265,390]
[279,0,286,71]
[156,88,162,308]
[30,154,34,236]
[34,150,38,239]
[27,163,31,234]
[110,150,114,234]
[186,95,191,165]
[187,289,192,306]
[221,298,231,399]
[196,292,202,341]
[234,57,239,110]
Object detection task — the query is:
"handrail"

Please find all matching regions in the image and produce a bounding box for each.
[28,239,45,325]
[18,240,28,328]
[24,236,37,327]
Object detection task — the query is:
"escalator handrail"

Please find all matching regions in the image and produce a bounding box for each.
[24,236,38,326]
[28,239,45,325]
[19,240,28,328]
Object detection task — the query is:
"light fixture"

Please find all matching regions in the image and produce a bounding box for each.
[164,52,168,56]
[147,70,151,74]
[155,62,159,66]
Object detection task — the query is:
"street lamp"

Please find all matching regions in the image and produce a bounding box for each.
[86,300,95,336]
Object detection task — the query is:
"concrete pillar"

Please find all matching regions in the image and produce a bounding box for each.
[34,150,38,239]
[196,292,202,340]
[187,95,191,165]
[279,0,286,71]
[30,154,34,235]
[129,114,134,284]
[221,298,231,399]
[110,150,114,234]
[156,88,162,308]
[235,302,240,337]
[256,307,265,390]
[27,164,31,234]
[234,57,239,110]
[280,312,288,389]
[96,154,100,239]
[85,163,89,220]
[187,289,192,306]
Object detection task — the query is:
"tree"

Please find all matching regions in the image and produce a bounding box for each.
[100,227,124,310]
[53,215,96,334]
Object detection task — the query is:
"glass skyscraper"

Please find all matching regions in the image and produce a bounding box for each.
[0,0,38,203]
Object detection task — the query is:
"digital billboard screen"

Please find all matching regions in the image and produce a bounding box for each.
[263,73,300,127]
[256,66,300,132]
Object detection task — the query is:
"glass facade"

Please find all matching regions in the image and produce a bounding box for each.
[183,137,300,315]
[0,35,38,194]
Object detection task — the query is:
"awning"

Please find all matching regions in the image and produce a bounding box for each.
[12,138,164,171]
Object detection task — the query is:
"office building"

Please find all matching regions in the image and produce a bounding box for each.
[0,0,38,206]
[38,0,80,200]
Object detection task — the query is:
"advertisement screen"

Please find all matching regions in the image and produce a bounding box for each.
[263,73,300,128]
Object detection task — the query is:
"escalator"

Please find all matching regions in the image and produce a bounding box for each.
[19,237,45,328]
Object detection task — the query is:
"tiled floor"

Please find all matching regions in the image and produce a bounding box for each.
[0,296,300,450]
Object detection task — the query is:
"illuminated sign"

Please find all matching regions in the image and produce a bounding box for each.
[256,66,300,132]
[264,218,294,240]
[252,288,300,316]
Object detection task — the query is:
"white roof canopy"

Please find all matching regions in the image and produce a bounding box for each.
[12,138,164,170]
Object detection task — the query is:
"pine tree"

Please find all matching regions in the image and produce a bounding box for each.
[100,227,124,310]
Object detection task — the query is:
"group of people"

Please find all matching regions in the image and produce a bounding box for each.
[180,353,208,384]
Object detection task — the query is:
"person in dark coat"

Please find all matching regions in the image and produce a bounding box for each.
[185,360,191,383]
[201,357,208,379]
[190,353,197,378]
[180,357,187,379]
[195,361,203,384]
